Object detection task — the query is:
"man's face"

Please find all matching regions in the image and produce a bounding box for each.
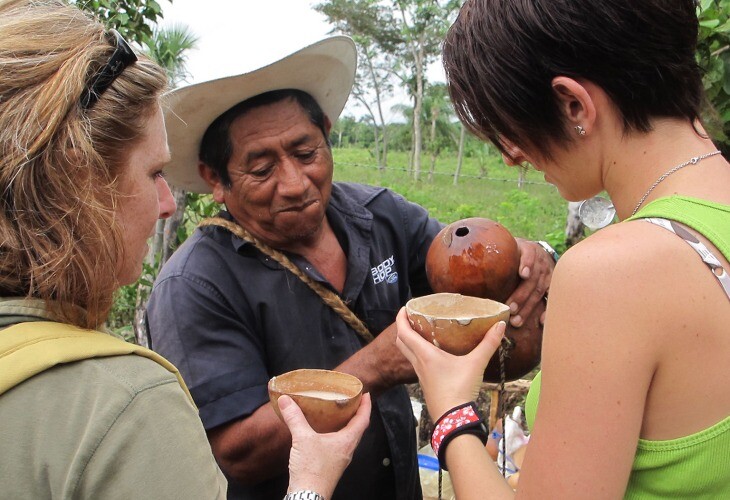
[205,98,334,249]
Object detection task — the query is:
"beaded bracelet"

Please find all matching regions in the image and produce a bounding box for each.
[431,401,488,470]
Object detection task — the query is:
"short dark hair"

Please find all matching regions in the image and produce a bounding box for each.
[442,0,704,158]
[199,89,330,186]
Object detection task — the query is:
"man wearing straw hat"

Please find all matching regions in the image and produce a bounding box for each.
[147,36,553,500]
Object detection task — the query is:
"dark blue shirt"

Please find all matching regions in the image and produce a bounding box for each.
[147,182,442,500]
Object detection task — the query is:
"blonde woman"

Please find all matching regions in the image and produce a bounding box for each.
[0,1,368,498]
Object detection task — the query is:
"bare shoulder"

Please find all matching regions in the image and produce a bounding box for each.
[545,219,702,351]
[554,220,692,300]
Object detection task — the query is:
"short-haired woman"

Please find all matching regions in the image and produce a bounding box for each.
[396,0,730,498]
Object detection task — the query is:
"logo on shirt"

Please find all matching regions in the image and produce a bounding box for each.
[371,255,398,285]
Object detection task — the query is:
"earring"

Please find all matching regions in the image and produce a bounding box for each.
[575,125,586,136]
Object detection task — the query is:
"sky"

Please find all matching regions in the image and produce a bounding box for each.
[160,0,445,123]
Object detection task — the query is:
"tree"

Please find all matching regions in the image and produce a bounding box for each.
[146,23,198,86]
[71,0,165,45]
[315,0,460,180]
[393,0,459,181]
[315,1,400,169]
[351,37,394,169]
[453,123,466,185]
[422,83,455,181]
[331,115,360,147]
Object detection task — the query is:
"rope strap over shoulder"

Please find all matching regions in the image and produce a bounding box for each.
[198,218,375,343]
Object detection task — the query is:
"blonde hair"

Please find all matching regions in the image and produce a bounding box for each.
[0,0,167,328]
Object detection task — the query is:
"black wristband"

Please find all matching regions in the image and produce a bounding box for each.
[438,421,489,471]
[431,401,488,471]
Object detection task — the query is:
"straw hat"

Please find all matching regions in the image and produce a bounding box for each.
[162,36,357,193]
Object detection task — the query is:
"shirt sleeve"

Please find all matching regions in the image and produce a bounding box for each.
[392,190,444,297]
[147,272,270,430]
[75,380,228,499]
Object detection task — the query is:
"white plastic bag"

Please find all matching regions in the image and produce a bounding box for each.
[497,406,530,478]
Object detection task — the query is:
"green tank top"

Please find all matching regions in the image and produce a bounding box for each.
[525,196,730,499]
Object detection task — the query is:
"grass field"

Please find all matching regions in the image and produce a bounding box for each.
[331,147,569,252]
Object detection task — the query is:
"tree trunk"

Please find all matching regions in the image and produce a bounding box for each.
[356,97,381,165]
[132,219,162,347]
[412,41,425,181]
[133,297,149,347]
[428,106,438,182]
[454,124,466,185]
[408,126,415,175]
[373,126,381,166]
[518,166,526,189]
[162,188,187,265]
[380,122,388,169]
[565,201,586,248]
[365,50,388,169]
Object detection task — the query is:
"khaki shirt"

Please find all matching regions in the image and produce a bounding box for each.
[0,298,227,499]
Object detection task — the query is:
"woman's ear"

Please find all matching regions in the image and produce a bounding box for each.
[551,76,596,135]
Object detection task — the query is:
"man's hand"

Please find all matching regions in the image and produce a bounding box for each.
[508,239,555,327]
[336,323,417,395]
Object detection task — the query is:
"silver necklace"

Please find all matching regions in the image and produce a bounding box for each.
[630,150,721,216]
[578,150,722,230]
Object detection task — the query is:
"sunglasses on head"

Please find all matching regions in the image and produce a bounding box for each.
[79,29,138,110]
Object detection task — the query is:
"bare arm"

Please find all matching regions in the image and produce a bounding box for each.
[515,232,657,499]
[334,322,417,395]
[207,401,291,484]
[207,323,413,483]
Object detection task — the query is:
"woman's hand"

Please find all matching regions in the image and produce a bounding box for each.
[508,239,554,327]
[279,392,371,499]
[395,307,506,419]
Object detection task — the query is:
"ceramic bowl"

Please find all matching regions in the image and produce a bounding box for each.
[268,369,363,433]
[405,292,511,356]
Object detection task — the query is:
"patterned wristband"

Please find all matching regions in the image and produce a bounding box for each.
[431,402,488,471]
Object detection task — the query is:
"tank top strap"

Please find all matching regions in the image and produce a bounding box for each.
[642,217,730,301]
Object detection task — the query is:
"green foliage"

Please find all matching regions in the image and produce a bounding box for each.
[72,0,165,45]
[332,147,567,241]
[108,261,157,340]
[144,23,199,86]
[697,0,730,153]
[491,190,566,252]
